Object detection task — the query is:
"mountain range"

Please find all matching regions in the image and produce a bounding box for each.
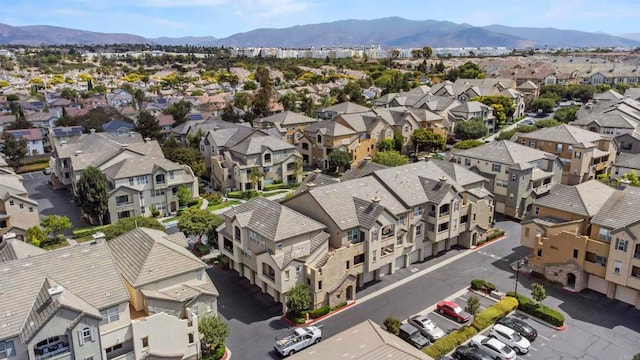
[0,17,638,48]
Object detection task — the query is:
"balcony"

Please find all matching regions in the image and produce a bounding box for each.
[34,336,70,360]
[116,200,134,207]
[532,183,553,196]
[223,238,234,254]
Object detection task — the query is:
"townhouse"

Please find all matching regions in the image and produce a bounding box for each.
[452,140,563,218]
[278,161,494,308]
[314,101,370,120]
[0,160,39,239]
[200,124,302,192]
[521,180,640,309]
[0,226,217,360]
[254,111,318,145]
[512,124,617,185]
[50,130,197,223]
[4,128,44,156]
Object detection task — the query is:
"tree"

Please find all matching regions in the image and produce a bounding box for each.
[278,92,297,111]
[453,139,485,149]
[531,282,547,305]
[25,226,47,247]
[177,185,192,207]
[178,208,223,243]
[60,87,77,101]
[465,295,481,316]
[471,95,516,123]
[103,216,164,240]
[135,110,161,140]
[393,132,404,152]
[454,119,488,140]
[328,150,351,173]
[535,119,562,128]
[248,167,264,191]
[221,103,240,123]
[40,215,71,239]
[568,84,595,103]
[372,151,409,167]
[75,166,109,225]
[595,84,611,93]
[383,316,401,335]
[377,138,394,152]
[411,129,445,153]
[553,107,579,123]
[2,132,28,166]
[422,46,433,59]
[286,283,312,316]
[530,98,556,114]
[496,124,537,141]
[199,316,230,357]
[163,100,192,125]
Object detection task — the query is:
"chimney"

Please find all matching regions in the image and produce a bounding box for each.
[371,196,381,203]
[74,150,83,156]
[92,232,106,244]
[89,128,96,133]
[617,178,631,190]
[2,232,16,242]
[47,285,64,300]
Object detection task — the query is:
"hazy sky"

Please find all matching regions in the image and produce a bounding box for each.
[1,0,639,38]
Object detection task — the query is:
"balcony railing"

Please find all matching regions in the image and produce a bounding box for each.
[634,253,640,259]
[223,242,234,254]
[35,345,70,360]
[116,201,134,207]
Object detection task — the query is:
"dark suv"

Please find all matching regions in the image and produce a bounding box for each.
[398,323,430,349]
[496,317,538,342]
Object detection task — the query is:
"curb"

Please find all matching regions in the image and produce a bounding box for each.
[514,309,566,332]
[471,233,508,251]
[282,300,357,327]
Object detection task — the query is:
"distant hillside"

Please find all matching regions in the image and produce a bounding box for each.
[0,23,150,45]
[0,18,638,48]
[621,33,640,43]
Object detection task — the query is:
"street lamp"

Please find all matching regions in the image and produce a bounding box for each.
[514,255,528,297]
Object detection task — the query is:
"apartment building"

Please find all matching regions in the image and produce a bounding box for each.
[216,197,330,310]
[51,130,198,223]
[254,111,318,145]
[201,126,302,192]
[521,180,640,308]
[281,161,494,308]
[512,124,617,185]
[452,140,563,218]
[0,161,39,239]
[0,227,216,360]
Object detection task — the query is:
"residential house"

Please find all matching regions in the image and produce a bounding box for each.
[102,119,135,137]
[315,101,370,120]
[200,123,302,192]
[448,101,497,134]
[217,197,330,310]
[157,114,175,139]
[106,89,133,107]
[452,140,563,218]
[0,115,16,132]
[0,165,39,239]
[49,126,83,144]
[4,128,44,155]
[512,124,617,185]
[254,111,318,145]
[571,112,637,137]
[516,81,539,109]
[371,107,423,150]
[282,161,494,305]
[26,111,58,136]
[50,131,197,223]
[612,153,640,179]
[0,227,216,360]
[579,64,640,86]
[520,180,640,308]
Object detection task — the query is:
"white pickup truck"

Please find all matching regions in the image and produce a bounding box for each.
[274,325,323,357]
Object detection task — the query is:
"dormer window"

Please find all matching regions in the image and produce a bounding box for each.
[317,134,322,143]
[264,153,272,163]
[155,174,165,184]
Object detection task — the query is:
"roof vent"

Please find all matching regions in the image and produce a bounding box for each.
[75,150,83,156]
[307,182,316,188]
[313,168,322,174]
[371,196,381,203]
[89,128,96,133]
[144,137,151,143]
[59,140,67,146]
[439,176,448,182]
[47,285,64,298]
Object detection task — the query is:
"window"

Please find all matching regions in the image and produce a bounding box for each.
[0,341,15,359]
[317,134,322,143]
[136,176,148,185]
[614,261,623,275]
[556,143,563,152]
[621,142,632,151]
[372,250,377,262]
[115,195,130,205]
[29,207,33,212]
[438,222,449,232]
[169,171,175,180]
[264,153,272,162]
[188,333,194,344]
[285,270,290,280]
[568,145,573,153]
[413,206,423,216]
[416,225,422,236]
[585,251,607,266]
[152,189,165,197]
[530,140,536,148]
[535,207,540,215]
[18,204,23,209]
[439,203,450,215]
[598,228,612,242]
[8,200,13,206]
[347,228,359,242]
[537,248,542,257]
[249,230,266,249]
[345,261,350,269]
[142,337,149,348]
[129,178,134,186]
[79,327,93,345]
[100,306,120,325]
[396,215,405,226]
[296,265,302,277]
[105,344,123,354]
[140,206,146,214]
[155,174,166,183]
[460,215,468,224]
[262,263,276,281]
[318,281,322,290]
[615,238,628,252]
[371,228,378,241]
[354,254,365,265]
[302,143,309,150]
[496,179,508,188]
[492,164,501,173]
[234,226,241,242]
[573,249,579,259]
[574,151,581,159]
[464,158,471,166]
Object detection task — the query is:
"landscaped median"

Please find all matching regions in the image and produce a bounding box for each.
[506,291,566,329]
[422,297,518,358]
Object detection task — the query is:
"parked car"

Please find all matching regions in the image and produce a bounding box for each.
[436,300,472,323]
[469,335,516,360]
[453,345,494,360]
[274,325,322,357]
[407,314,446,341]
[398,323,430,349]
[496,316,538,342]
[489,324,531,354]
[43,167,52,175]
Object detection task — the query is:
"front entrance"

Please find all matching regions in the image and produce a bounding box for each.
[346,285,354,301]
[567,273,576,289]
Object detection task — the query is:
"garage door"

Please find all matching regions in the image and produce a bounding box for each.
[362,271,375,284]
[379,263,392,276]
[615,285,638,305]
[437,240,446,253]
[422,245,432,259]
[395,256,405,270]
[587,275,608,295]
[410,250,420,264]
[495,202,505,214]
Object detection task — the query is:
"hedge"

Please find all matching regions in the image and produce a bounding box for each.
[470,279,497,292]
[332,301,347,311]
[472,297,518,331]
[72,225,111,239]
[486,230,506,241]
[423,326,478,358]
[310,305,331,319]
[506,292,565,327]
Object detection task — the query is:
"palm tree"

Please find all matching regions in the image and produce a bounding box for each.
[249,167,264,193]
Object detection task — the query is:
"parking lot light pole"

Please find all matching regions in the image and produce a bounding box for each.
[514,255,527,297]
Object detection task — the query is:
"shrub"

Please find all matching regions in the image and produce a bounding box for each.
[197,243,211,255]
[310,305,331,319]
[633,353,640,360]
[506,292,565,326]
[332,301,348,311]
[72,225,111,239]
[150,205,160,217]
[209,343,226,360]
[472,297,518,331]
[263,183,287,191]
[470,279,497,292]
[383,316,401,335]
[486,230,505,241]
[423,325,478,358]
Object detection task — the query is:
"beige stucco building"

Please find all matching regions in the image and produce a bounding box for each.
[0,162,39,239]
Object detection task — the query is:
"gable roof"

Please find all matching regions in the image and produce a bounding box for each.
[571,112,637,129]
[107,227,206,287]
[295,171,340,195]
[229,132,295,156]
[341,159,389,182]
[258,111,317,126]
[103,156,184,179]
[454,140,555,165]
[515,124,607,145]
[223,197,326,241]
[0,238,46,263]
[102,119,134,132]
[614,152,640,170]
[590,187,640,230]
[320,101,370,114]
[304,120,356,137]
[534,180,615,217]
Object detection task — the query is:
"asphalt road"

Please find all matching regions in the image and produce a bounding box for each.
[209,219,640,360]
[21,171,85,233]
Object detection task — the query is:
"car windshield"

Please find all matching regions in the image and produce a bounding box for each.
[453,306,462,313]
[421,319,434,329]
[499,344,512,354]
[512,332,523,342]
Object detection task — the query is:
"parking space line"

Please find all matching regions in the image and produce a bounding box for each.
[529,346,537,351]
[538,334,550,341]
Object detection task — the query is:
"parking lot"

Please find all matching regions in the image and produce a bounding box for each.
[21,171,86,232]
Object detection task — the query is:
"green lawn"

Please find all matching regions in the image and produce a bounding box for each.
[207,200,241,211]
[161,216,179,223]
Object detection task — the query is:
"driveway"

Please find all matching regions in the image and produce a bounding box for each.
[22,171,85,233]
